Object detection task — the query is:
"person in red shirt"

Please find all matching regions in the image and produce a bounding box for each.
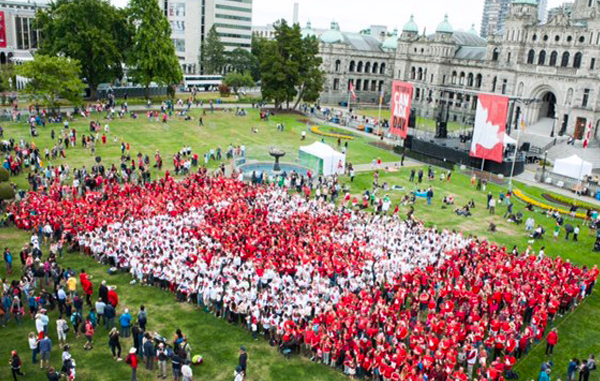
[545,328,558,356]
[125,347,138,381]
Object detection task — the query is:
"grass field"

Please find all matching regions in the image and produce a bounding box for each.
[354,108,465,133]
[0,109,599,381]
[2,108,399,189]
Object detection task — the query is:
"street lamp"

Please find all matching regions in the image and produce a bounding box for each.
[541,150,548,183]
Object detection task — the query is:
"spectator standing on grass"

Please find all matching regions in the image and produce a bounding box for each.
[489,197,496,215]
[120,309,132,338]
[234,365,244,381]
[156,343,169,379]
[580,360,591,381]
[568,358,579,381]
[545,328,558,356]
[108,328,122,361]
[39,334,52,369]
[28,332,39,364]
[47,366,61,381]
[125,348,138,381]
[9,350,25,380]
[56,315,68,346]
[171,350,183,381]
[574,225,580,241]
[143,333,155,371]
[539,368,551,381]
[181,360,193,381]
[239,346,248,377]
[4,248,12,275]
[137,305,147,331]
[104,302,115,330]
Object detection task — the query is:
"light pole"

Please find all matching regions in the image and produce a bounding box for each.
[541,150,548,183]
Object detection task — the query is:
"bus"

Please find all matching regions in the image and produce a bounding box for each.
[183,75,223,91]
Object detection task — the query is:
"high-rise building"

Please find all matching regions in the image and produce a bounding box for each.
[160,0,253,75]
[547,2,574,22]
[481,0,511,38]
[537,0,548,23]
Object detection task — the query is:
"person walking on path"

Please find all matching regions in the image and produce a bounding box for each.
[546,328,558,356]
[125,348,138,381]
[9,350,25,381]
[83,318,94,351]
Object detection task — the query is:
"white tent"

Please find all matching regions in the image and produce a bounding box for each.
[553,155,593,180]
[299,142,346,176]
[503,133,517,146]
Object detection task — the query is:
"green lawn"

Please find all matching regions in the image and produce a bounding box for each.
[354,108,465,133]
[2,108,399,189]
[1,108,599,381]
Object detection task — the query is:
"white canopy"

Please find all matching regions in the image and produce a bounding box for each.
[503,133,517,146]
[553,155,593,180]
[299,142,346,176]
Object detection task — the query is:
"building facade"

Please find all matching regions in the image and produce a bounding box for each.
[160,0,252,74]
[0,0,46,66]
[316,0,600,141]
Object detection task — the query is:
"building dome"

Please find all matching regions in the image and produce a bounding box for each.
[320,22,344,44]
[302,21,317,39]
[512,0,537,5]
[468,24,478,35]
[402,15,419,33]
[382,28,399,50]
[436,14,453,34]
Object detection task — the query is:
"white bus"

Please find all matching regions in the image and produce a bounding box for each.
[183,75,223,91]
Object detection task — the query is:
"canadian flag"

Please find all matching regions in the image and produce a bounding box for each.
[349,82,356,100]
[583,121,593,149]
[470,94,509,163]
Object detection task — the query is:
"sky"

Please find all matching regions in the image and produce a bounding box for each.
[107,0,569,33]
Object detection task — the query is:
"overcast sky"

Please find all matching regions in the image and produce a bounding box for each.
[109,0,568,33]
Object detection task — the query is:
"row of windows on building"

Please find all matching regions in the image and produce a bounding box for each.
[525,50,590,69]
[331,78,385,92]
[409,66,485,89]
[334,60,387,75]
[15,16,39,50]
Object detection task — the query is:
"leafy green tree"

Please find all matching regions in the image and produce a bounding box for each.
[201,25,225,74]
[226,48,259,80]
[16,55,85,112]
[0,64,17,93]
[257,20,324,109]
[35,0,133,99]
[224,72,254,94]
[127,0,182,99]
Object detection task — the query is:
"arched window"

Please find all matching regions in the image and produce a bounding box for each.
[517,82,524,97]
[492,76,497,92]
[475,74,483,88]
[452,71,457,84]
[527,49,535,64]
[370,81,377,92]
[379,63,386,75]
[411,67,416,80]
[364,62,371,73]
[335,60,341,72]
[357,61,363,72]
[363,79,369,91]
[378,81,384,92]
[467,73,474,87]
[573,52,582,68]
[459,72,465,85]
[549,51,558,66]
[538,50,546,65]
[492,48,500,61]
[418,67,423,81]
[349,61,355,72]
[372,62,378,74]
[561,52,570,67]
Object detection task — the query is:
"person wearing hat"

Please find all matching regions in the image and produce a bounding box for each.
[181,359,193,381]
[125,347,138,381]
[9,350,24,380]
[238,346,247,377]
[234,365,244,381]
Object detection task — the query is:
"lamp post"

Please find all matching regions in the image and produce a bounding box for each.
[541,150,548,183]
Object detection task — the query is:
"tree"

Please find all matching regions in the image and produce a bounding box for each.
[257,20,324,109]
[35,0,133,99]
[16,55,85,112]
[224,72,254,94]
[226,48,259,80]
[201,25,225,74]
[127,0,182,99]
[0,168,14,201]
[0,64,17,93]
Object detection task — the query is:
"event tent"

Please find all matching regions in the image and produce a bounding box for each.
[552,155,593,180]
[299,142,346,176]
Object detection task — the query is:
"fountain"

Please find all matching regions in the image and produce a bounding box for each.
[269,148,286,172]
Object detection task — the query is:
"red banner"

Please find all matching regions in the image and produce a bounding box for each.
[470,94,509,163]
[390,81,413,139]
[0,12,6,48]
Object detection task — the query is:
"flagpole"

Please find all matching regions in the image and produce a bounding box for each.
[377,91,383,136]
[577,121,593,198]
[347,84,351,127]
[508,128,521,191]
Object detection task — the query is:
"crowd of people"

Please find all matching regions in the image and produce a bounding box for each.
[4,171,597,381]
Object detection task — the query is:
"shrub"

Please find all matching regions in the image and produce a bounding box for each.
[0,182,15,200]
[0,167,8,182]
[218,84,231,97]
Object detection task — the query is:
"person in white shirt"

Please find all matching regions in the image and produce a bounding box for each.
[181,360,193,381]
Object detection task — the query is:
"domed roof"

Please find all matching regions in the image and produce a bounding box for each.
[320,22,344,44]
[512,0,537,5]
[302,21,317,39]
[436,14,453,34]
[382,28,399,50]
[402,15,419,33]
[468,24,478,35]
